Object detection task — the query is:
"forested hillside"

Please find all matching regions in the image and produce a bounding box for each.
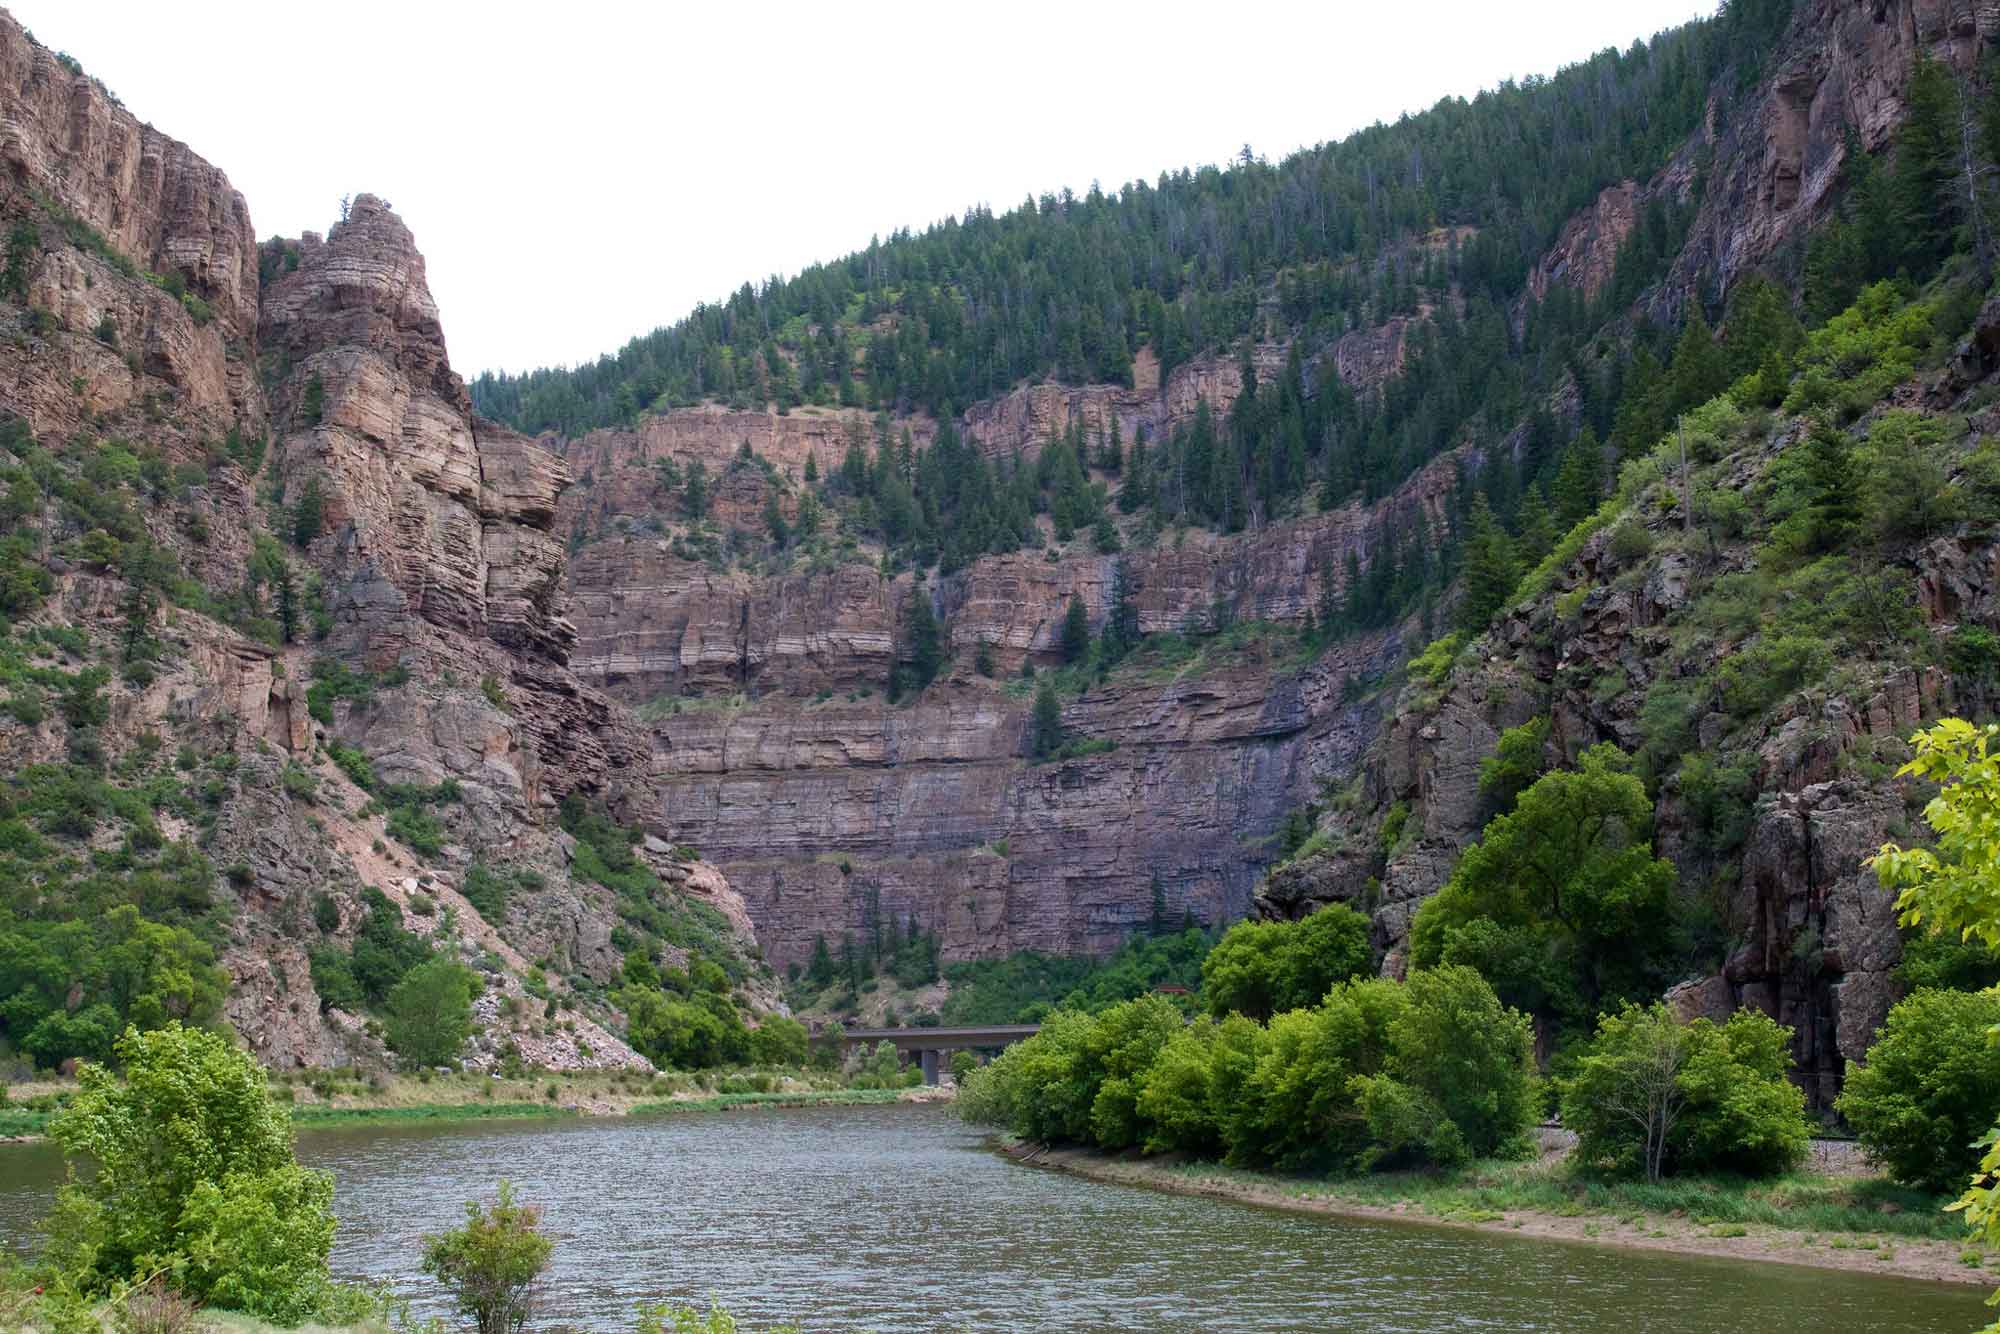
[473,1,1789,459]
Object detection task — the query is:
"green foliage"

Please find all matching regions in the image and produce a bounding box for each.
[303,658,407,725]
[0,903,228,1071]
[1407,632,1466,687]
[1200,903,1373,1022]
[1857,410,1962,544]
[1782,283,1934,421]
[558,796,742,974]
[891,586,943,699]
[307,887,430,1014]
[617,984,750,1070]
[938,927,1213,1025]
[1456,494,1518,632]
[1838,987,2000,1192]
[421,1182,554,1334]
[1478,715,1550,815]
[1868,718,2000,1326]
[298,375,325,427]
[748,1014,809,1066]
[384,957,479,1068]
[965,966,1535,1175]
[45,1024,340,1319]
[1559,1004,1809,1181]
[1410,743,1680,1034]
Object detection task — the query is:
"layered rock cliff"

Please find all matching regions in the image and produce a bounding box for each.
[0,11,770,1074]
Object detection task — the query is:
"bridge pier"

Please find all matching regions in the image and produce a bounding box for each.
[920,1049,940,1086]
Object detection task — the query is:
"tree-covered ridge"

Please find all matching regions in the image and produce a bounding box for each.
[470,1,1793,437]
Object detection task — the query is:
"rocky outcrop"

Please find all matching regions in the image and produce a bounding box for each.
[1661,0,1993,311]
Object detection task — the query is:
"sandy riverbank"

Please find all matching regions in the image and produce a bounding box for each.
[1000,1139,1990,1287]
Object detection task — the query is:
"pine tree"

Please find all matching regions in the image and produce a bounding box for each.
[1317,551,1341,633]
[1457,493,1519,633]
[808,934,835,986]
[1554,427,1604,526]
[291,476,325,548]
[764,493,790,547]
[1515,483,1558,566]
[898,585,944,696]
[274,567,298,645]
[1896,54,1962,275]
[1031,680,1064,758]
[1789,417,1863,555]
[804,450,819,485]
[683,461,709,518]
[1668,308,1728,414]
[1061,594,1090,663]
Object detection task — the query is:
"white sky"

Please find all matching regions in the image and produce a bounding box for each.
[12,1,1712,378]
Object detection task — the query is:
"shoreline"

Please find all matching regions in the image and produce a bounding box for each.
[998,1139,1991,1288]
[0,1084,951,1145]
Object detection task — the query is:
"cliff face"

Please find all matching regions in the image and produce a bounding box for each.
[0,9,772,1074]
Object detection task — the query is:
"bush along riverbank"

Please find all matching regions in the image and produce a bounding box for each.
[1002,1138,1986,1286]
[958,960,1990,1288]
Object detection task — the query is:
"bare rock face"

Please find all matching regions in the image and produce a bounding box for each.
[0,10,264,457]
[640,625,1405,971]
[1665,0,1992,306]
[1528,182,1637,304]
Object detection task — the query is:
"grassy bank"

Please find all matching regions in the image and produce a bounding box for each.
[1003,1140,1992,1287]
[632,1087,924,1116]
[0,1067,947,1143]
[290,1101,578,1128]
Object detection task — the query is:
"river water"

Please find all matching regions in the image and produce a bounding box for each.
[0,1104,1986,1332]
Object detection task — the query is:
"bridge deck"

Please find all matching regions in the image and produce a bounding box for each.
[833,1024,1040,1050]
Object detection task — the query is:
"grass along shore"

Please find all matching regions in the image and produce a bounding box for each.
[0,1068,949,1141]
[1001,1137,1992,1287]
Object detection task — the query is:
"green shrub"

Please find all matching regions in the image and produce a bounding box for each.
[1837,987,2000,1192]
[421,1182,554,1334]
[1408,632,1466,687]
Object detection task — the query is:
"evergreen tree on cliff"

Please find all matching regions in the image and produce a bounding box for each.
[1456,493,1518,634]
[1061,594,1090,664]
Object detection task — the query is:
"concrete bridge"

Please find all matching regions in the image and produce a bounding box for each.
[832,1024,1041,1085]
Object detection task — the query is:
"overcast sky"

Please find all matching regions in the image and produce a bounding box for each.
[13,2,1712,377]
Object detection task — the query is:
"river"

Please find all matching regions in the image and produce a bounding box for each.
[0,1104,1986,1332]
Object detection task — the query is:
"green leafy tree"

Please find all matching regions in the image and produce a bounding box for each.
[748,1015,810,1066]
[1200,904,1371,1022]
[1838,987,2000,1192]
[1559,1004,1808,1181]
[45,1024,338,1318]
[1478,715,1551,815]
[384,957,479,1068]
[421,1182,554,1334]
[1870,719,2000,1322]
[1410,743,1679,1032]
